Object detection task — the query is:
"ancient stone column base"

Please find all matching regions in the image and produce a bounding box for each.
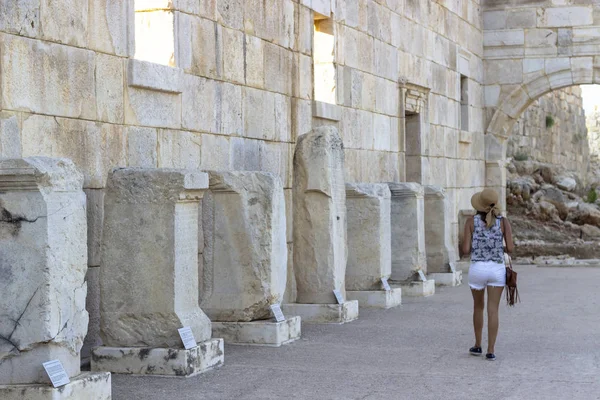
[0,372,111,400]
[211,317,301,347]
[346,289,402,309]
[90,339,223,377]
[428,271,463,287]
[394,280,436,297]
[283,301,359,324]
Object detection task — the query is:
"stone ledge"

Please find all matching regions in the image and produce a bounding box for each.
[0,372,111,400]
[459,130,473,143]
[90,339,223,377]
[283,301,358,324]
[312,100,341,121]
[128,59,183,93]
[428,271,463,287]
[212,317,301,347]
[346,288,402,309]
[393,280,435,297]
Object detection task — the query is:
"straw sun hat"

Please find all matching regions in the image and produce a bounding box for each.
[471,188,500,228]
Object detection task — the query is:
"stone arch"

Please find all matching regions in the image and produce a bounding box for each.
[485,63,597,209]
[482,1,600,208]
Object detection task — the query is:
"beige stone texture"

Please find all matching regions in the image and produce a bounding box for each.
[0,0,40,37]
[424,185,457,274]
[88,0,129,56]
[1,35,96,120]
[200,171,287,322]
[0,112,21,159]
[21,115,127,188]
[345,183,392,291]
[101,168,212,347]
[388,183,427,282]
[0,157,88,384]
[40,0,88,47]
[293,126,348,304]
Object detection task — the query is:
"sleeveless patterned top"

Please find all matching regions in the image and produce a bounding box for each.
[471,214,504,263]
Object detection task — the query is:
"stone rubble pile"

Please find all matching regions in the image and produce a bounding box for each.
[508,159,600,231]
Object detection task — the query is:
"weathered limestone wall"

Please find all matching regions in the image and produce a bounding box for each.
[508,87,589,179]
[0,0,487,351]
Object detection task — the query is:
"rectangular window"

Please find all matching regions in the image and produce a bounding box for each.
[313,15,336,104]
[405,112,422,183]
[134,0,176,66]
[460,75,469,132]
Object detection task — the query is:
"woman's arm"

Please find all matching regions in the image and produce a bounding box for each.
[502,217,515,254]
[461,217,474,257]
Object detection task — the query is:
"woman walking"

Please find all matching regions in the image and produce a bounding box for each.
[461,189,514,361]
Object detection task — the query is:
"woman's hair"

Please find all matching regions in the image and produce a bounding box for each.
[477,210,498,227]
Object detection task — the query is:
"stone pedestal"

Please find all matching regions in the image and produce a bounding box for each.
[93,168,222,377]
[396,280,435,297]
[345,183,399,308]
[388,183,427,282]
[429,271,463,286]
[424,185,460,286]
[212,317,301,347]
[200,171,298,345]
[0,157,110,397]
[91,340,223,377]
[0,372,111,400]
[283,301,359,324]
[291,127,355,322]
[346,289,402,309]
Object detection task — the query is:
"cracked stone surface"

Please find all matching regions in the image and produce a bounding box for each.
[0,157,88,384]
[200,171,287,322]
[293,126,348,304]
[100,168,212,348]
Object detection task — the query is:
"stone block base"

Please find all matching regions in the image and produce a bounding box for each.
[346,288,402,309]
[456,260,470,273]
[90,339,223,377]
[0,372,111,400]
[212,317,301,347]
[428,271,463,286]
[396,280,436,297]
[283,301,359,324]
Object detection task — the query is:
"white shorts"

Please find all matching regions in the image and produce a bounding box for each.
[468,261,506,290]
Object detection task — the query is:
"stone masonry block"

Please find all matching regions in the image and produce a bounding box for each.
[1,35,96,120]
[200,171,287,322]
[101,168,212,347]
[88,0,129,56]
[293,126,347,304]
[41,0,88,47]
[0,158,88,384]
[345,183,391,291]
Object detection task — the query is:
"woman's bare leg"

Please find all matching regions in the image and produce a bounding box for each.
[486,286,504,354]
[471,289,485,347]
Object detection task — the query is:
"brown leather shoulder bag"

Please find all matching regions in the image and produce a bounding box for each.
[505,256,520,306]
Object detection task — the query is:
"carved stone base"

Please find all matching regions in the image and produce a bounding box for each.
[283,301,359,324]
[346,288,402,309]
[395,280,436,297]
[0,372,111,400]
[429,271,463,286]
[212,317,301,347]
[90,339,223,377]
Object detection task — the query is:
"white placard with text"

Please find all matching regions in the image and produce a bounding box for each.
[270,304,286,322]
[43,360,70,388]
[381,278,391,291]
[178,327,198,350]
[418,270,427,281]
[333,289,344,304]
